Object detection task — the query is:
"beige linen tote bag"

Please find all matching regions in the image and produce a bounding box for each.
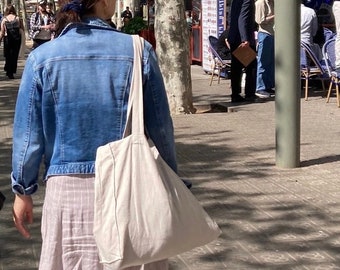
[93,35,221,270]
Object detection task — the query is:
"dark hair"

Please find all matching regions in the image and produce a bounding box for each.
[106,18,116,29]
[54,0,97,37]
[4,4,17,16]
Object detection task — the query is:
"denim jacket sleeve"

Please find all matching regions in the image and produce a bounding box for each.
[11,54,43,195]
[143,44,178,173]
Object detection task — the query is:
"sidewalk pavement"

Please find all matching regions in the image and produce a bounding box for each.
[1,48,340,269]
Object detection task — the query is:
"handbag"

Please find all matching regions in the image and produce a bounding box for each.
[93,35,221,269]
[35,29,51,40]
[232,45,256,67]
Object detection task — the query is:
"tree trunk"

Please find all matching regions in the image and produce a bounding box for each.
[19,0,28,38]
[154,0,195,115]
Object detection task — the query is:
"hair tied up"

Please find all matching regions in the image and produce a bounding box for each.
[61,0,82,14]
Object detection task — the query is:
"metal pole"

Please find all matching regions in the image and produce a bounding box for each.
[275,0,301,168]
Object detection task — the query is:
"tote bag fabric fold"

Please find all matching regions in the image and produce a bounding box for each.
[93,35,221,270]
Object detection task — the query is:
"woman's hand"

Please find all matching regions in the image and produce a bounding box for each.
[12,194,33,239]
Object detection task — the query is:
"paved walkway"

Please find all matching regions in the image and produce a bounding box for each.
[1,48,340,269]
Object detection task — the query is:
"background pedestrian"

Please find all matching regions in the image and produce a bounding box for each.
[255,0,275,99]
[0,4,23,79]
[29,0,55,49]
[228,0,257,103]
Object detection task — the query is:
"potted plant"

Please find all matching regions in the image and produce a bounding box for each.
[122,16,148,35]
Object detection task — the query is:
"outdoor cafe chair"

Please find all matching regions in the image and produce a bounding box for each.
[300,41,328,101]
[208,35,231,86]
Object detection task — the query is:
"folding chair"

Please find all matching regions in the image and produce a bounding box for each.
[300,41,329,100]
[208,36,231,86]
[322,37,340,107]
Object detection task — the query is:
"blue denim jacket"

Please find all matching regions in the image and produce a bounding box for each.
[11,18,177,195]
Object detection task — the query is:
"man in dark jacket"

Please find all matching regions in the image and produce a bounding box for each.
[228,0,257,103]
[121,6,133,27]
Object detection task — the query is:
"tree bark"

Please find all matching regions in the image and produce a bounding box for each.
[154,0,195,115]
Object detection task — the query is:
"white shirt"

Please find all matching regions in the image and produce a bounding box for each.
[300,4,318,46]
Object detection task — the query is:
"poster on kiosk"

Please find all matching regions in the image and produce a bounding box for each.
[202,0,226,73]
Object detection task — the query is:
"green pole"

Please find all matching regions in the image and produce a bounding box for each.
[275,0,300,168]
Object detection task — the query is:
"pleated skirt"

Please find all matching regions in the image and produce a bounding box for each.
[39,175,168,270]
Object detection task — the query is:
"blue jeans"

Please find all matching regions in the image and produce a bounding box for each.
[256,32,275,91]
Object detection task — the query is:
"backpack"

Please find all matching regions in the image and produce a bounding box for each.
[4,17,21,41]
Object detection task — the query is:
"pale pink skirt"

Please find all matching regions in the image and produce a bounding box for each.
[39,175,168,270]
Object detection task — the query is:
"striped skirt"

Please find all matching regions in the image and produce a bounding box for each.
[39,175,168,270]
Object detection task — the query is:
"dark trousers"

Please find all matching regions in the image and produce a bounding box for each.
[230,44,257,98]
[3,37,21,76]
[0,191,5,211]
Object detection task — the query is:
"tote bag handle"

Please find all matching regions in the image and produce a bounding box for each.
[123,35,145,138]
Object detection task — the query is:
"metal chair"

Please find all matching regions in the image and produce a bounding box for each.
[322,37,340,107]
[300,41,329,100]
[208,35,231,86]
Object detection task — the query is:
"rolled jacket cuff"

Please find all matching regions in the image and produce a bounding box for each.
[11,172,39,195]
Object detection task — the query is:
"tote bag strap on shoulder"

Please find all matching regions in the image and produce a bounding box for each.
[123,35,145,138]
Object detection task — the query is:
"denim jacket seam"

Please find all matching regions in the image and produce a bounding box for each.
[148,74,171,159]
[17,76,39,189]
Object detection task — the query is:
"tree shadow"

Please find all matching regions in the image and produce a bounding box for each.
[0,59,43,270]
[1,55,340,269]
[170,123,340,269]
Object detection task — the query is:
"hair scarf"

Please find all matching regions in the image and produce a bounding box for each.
[61,0,82,14]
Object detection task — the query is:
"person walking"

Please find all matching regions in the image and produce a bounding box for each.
[121,6,133,27]
[29,0,55,49]
[11,0,176,269]
[228,0,257,103]
[255,0,275,99]
[333,0,340,72]
[0,4,23,79]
